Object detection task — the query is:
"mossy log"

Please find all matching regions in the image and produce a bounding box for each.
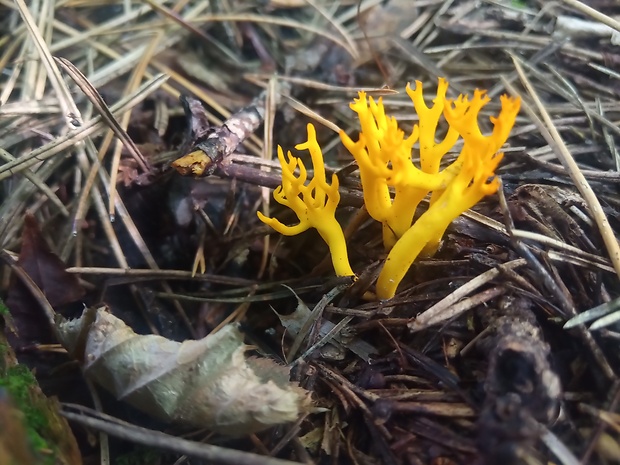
[0,317,82,465]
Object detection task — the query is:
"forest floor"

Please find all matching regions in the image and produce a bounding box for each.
[1,1,620,464]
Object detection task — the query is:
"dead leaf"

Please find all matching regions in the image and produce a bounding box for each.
[6,214,84,345]
[274,286,377,362]
[56,306,310,435]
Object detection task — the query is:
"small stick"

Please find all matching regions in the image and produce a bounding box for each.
[60,405,303,465]
[172,88,281,177]
[559,0,620,34]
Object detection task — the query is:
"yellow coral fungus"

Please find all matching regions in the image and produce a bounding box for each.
[406,78,460,176]
[340,86,457,249]
[258,78,520,300]
[257,123,354,277]
[376,87,521,299]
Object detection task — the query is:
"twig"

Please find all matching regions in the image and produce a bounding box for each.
[408,259,527,331]
[172,88,275,176]
[559,0,620,34]
[60,405,304,465]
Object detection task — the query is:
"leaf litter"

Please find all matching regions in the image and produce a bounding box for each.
[56,306,310,435]
[5,214,84,347]
[1,1,620,464]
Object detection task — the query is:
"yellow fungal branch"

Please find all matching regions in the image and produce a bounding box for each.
[340,85,457,249]
[406,78,460,175]
[257,124,354,277]
[376,87,521,299]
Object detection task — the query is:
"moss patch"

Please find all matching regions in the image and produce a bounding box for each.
[0,299,81,465]
[0,299,8,316]
[0,365,50,451]
[0,358,55,464]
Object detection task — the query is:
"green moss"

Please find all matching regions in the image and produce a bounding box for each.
[510,0,528,7]
[0,298,8,316]
[0,363,55,464]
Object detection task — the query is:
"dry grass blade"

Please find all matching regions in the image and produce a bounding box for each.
[0,74,168,181]
[191,13,356,58]
[95,26,165,218]
[48,5,153,53]
[0,147,69,216]
[245,73,400,94]
[143,0,217,44]
[283,94,343,134]
[560,0,620,33]
[54,57,149,172]
[511,229,611,267]
[303,0,359,61]
[0,38,22,104]
[13,0,81,127]
[60,405,304,465]
[564,299,620,331]
[258,76,279,279]
[514,58,620,138]
[292,315,354,365]
[408,259,527,331]
[511,57,620,282]
[547,251,615,275]
[541,427,581,465]
[286,284,347,361]
[588,311,620,331]
[565,298,620,329]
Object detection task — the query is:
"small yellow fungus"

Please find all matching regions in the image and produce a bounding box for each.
[257,123,354,277]
[406,78,460,175]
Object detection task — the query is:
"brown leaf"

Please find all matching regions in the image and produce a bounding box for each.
[6,214,84,345]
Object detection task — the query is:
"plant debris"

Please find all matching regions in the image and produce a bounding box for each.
[0,313,82,465]
[5,214,84,347]
[2,0,620,464]
[172,87,285,176]
[56,306,310,435]
[475,296,561,463]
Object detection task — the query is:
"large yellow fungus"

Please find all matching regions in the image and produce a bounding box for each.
[340,80,463,249]
[375,87,521,299]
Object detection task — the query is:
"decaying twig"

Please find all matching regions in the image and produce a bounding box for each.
[61,404,303,465]
[476,296,562,464]
[172,86,288,176]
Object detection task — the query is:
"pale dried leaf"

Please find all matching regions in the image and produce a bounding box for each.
[56,307,310,435]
